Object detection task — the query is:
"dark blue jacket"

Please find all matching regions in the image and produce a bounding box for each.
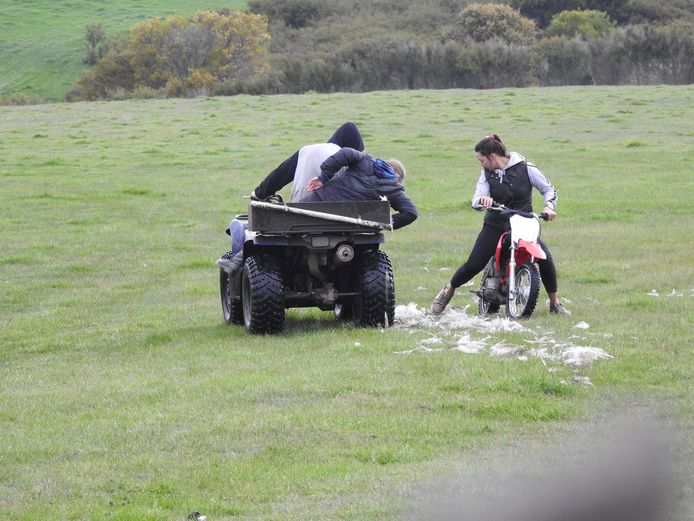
[299,148,418,230]
[253,122,364,199]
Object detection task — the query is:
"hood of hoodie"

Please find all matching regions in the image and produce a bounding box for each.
[503,151,525,170]
[327,122,364,152]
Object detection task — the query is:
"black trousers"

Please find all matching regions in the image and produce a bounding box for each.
[450,224,558,294]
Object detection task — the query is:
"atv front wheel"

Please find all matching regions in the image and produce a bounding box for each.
[242,255,285,334]
[334,301,354,321]
[506,262,540,319]
[220,265,243,325]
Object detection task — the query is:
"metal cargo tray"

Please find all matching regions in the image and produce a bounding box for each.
[248,200,392,234]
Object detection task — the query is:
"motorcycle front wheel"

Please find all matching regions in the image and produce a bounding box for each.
[506,262,540,319]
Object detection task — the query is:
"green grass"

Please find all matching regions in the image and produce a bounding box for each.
[1,85,693,519]
[0,0,247,101]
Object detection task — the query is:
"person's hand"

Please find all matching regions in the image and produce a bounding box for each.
[543,206,557,221]
[305,177,324,192]
[479,196,494,208]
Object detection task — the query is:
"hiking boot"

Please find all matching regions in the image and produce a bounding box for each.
[432,284,454,315]
[549,302,572,315]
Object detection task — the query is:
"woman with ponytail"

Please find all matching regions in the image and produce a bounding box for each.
[431,134,570,315]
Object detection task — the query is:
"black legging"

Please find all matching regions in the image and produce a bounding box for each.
[450,224,558,294]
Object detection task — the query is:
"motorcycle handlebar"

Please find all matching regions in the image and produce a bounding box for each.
[483,203,549,221]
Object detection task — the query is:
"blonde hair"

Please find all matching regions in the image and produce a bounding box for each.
[387,159,406,184]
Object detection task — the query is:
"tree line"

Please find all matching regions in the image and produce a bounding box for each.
[68,0,694,100]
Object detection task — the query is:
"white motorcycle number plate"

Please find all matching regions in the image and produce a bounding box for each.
[510,214,540,244]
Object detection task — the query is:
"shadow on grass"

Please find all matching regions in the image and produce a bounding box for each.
[206,310,354,339]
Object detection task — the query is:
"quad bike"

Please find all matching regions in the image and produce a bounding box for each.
[476,204,549,319]
[219,197,395,334]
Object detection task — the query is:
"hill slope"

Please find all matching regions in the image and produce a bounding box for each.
[0,0,246,101]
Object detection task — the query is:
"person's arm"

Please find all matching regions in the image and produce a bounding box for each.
[527,163,558,219]
[471,171,491,209]
[318,148,364,183]
[388,189,418,230]
[252,151,299,199]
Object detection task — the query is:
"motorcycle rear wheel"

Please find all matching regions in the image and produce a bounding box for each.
[478,259,500,315]
[506,262,540,319]
[478,296,500,315]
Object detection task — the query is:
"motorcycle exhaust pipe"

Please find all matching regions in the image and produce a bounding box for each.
[334,244,355,264]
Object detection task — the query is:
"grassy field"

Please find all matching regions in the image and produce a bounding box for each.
[0,0,247,102]
[1,85,693,520]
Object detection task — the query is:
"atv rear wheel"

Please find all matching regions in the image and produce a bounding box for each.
[506,262,540,319]
[242,255,285,334]
[354,250,395,328]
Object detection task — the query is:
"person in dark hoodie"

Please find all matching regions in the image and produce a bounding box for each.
[218,123,369,274]
[251,122,365,202]
[301,148,418,231]
[431,134,570,316]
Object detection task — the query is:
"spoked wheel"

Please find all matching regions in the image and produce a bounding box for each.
[477,259,500,315]
[478,293,500,315]
[219,251,243,325]
[242,254,285,334]
[353,250,395,328]
[506,262,540,319]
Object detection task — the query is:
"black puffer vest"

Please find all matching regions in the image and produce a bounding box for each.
[483,161,533,230]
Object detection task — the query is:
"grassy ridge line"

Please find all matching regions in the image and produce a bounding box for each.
[0,0,247,101]
[0,86,693,519]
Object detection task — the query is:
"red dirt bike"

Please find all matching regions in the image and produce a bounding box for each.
[476,204,549,319]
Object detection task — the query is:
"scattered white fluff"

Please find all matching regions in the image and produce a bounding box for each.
[525,335,557,346]
[489,342,526,358]
[421,337,444,345]
[560,345,614,366]
[669,288,683,297]
[560,376,593,386]
[588,332,613,339]
[393,303,613,368]
[453,333,488,354]
[395,345,445,355]
[571,375,593,386]
[435,307,530,334]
